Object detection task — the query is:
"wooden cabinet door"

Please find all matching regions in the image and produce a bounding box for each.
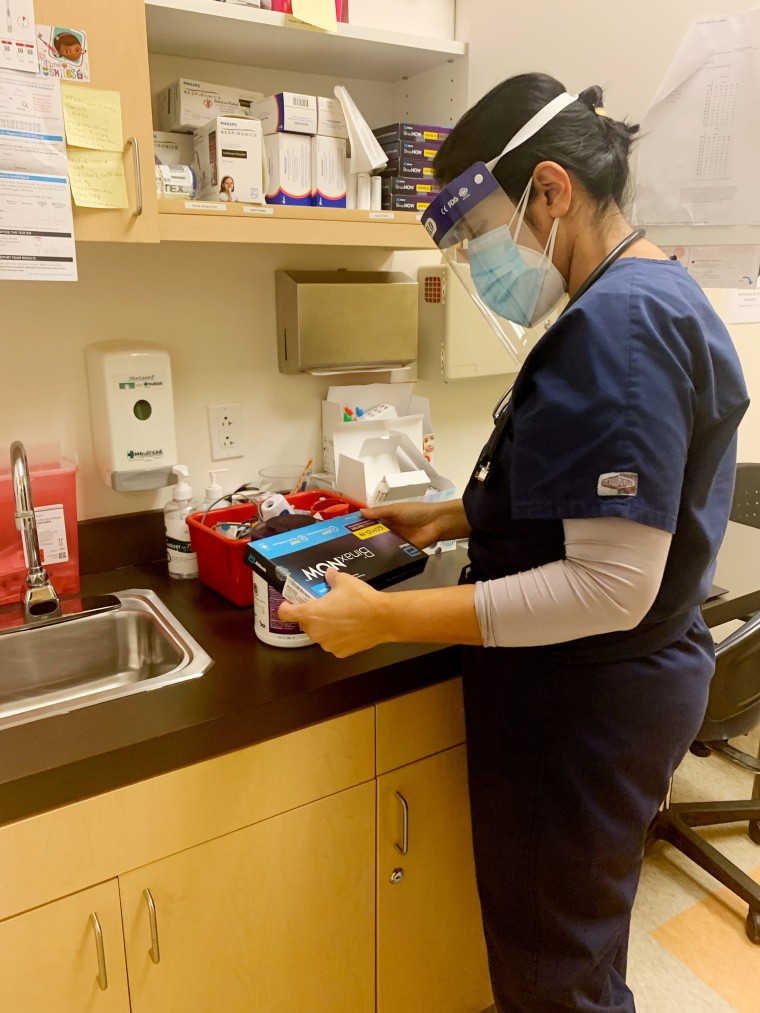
[33,0,158,242]
[120,781,376,1013]
[378,745,493,1013]
[0,880,130,1013]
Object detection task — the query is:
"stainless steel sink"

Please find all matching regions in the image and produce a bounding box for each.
[0,589,213,729]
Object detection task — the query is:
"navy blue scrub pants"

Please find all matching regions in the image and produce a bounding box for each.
[462,618,715,1013]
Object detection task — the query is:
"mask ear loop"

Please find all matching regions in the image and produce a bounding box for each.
[508,178,533,236]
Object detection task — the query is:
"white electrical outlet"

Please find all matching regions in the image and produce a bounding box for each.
[208,403,243,460]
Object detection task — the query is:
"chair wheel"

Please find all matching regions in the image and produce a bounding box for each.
[689,741,712,758]
[750,820,760,845]
[746,909,760,944]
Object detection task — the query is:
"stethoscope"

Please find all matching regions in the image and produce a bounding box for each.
[473,227,647,485]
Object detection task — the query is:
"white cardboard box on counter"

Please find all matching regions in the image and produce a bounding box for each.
[336,430,454,505]
[322,407,422,476]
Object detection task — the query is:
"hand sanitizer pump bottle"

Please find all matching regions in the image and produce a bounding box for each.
[165,465,199,580]
[201,469,230,512]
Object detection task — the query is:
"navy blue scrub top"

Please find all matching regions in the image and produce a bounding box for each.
[463,258,750,662]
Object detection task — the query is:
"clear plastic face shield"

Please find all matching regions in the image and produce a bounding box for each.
[421,92,576,365]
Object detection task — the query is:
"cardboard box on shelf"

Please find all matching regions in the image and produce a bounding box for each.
[317,96,348,139]
[252,92,317,135]
[193,116,265,204]
[378,158,437,179]
[156,78,263,132]
[311,134,347,207]
[382,193,433,213]
[152,131,194,166]
[264,132,312,205]
[381,176,441,196]
[373,122,452,145]
[378,138,444,160]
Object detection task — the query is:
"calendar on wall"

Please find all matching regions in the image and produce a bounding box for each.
[633,8,760,228]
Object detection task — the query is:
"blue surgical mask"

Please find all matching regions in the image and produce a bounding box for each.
[468,220,565,328]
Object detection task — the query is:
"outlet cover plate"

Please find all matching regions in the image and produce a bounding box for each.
[208,403,243,460]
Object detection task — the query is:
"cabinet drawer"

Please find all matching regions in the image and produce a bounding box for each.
[376,678,465,775]
[0,707,374,922]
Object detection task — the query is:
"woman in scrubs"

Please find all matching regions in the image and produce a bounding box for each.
[280,73,749,1013]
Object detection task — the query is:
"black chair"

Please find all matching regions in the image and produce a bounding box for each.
[730,462,760,528]
[649,611,760,943]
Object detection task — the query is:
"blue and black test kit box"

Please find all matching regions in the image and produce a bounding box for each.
[244,511,427,603]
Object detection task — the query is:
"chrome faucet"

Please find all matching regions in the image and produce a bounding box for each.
[11,441,62,623]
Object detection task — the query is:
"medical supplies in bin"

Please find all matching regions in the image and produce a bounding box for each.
[187,490,364,607]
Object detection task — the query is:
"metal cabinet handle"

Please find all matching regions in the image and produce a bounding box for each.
[143,888,161,964]
[89,912,108,991]
[394,791,409,855]
[128,136,143,217]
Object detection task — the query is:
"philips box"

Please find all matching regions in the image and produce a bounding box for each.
[244,511,427,603]
[264,132,312,205]
[193,116,265,204]
[156,78,263,132]
[317,96,348,139]
[252,93,317,135]
[311,135,346,207]
[153,131,194,166]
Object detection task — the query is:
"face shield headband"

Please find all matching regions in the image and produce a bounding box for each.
[421,92,577,363]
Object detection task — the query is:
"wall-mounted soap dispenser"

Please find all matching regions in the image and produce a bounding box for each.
[85,340,178,491]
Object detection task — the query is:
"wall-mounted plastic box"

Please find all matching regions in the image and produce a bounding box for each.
[0,454,80,606]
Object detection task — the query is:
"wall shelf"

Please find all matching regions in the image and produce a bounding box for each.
[144,0,466,81]
[157,200,436,248]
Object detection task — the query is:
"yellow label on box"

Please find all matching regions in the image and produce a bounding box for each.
[423,131,437,140]
[423,149,438,158]
[352,522,388,540]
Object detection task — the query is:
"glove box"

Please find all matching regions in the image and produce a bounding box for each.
[275,270,418,374]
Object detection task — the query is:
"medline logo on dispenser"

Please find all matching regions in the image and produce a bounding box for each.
[127,448,165,460]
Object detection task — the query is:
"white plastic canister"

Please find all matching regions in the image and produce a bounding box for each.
[253,572,312,648]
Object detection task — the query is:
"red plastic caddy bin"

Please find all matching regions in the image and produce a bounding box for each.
[187,490,365,607]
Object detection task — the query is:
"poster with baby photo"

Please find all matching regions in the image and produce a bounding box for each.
[36,26,90,82]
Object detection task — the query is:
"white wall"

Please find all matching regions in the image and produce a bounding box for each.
[1,241,506,519]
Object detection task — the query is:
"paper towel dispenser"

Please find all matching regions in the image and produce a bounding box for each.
[275,270,418,374]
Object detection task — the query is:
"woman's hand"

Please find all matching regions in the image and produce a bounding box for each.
[361,499,470,549]
[279,568,390,658]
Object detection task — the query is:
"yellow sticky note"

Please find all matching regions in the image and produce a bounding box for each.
[67,149,128,208]
[291,0,337,32]
[61,85,123,151]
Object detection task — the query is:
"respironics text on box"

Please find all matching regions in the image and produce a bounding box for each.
[193,117,265,204]
[157,78,264,132]
[153,131,194,166]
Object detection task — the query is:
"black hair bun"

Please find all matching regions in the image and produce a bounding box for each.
[578,85,604,111]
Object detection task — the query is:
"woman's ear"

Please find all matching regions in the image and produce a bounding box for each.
[532,161,572,219]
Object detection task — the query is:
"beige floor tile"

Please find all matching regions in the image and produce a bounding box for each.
[628,728,760,1012]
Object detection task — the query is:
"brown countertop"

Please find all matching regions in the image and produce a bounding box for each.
[0,548,466,828]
